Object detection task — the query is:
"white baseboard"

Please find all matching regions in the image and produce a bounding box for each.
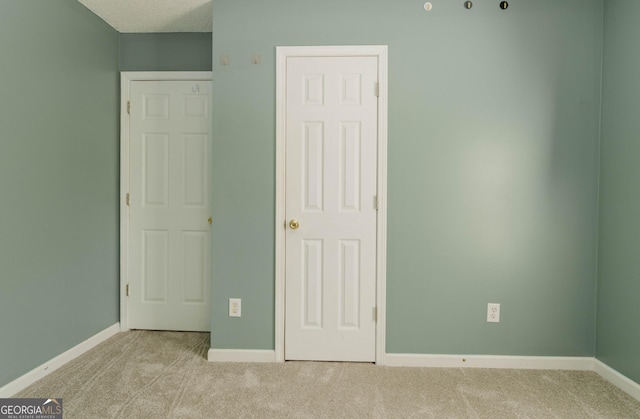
[4,330,638,403]
[594,359,640,401]
[384,353,594,370]
[208,349,276,363]
[0,323,120,398]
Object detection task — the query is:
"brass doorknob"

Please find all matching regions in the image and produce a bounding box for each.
[289,219,300,230]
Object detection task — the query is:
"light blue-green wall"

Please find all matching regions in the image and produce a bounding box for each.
[596,0,640,384]
[0,0,119,387]
[211,0,603,355]
[119,33,212,71]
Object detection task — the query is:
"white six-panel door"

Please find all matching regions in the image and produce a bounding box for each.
[128,80,211,331]
[285,56,379,361]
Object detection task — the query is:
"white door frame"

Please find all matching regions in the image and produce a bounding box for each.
[275,46,388,364]
[119,71,213,331]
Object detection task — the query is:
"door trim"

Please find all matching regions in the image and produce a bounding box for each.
[119,71,213,331]
[274,46,388,364]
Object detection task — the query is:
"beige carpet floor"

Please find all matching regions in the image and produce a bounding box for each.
[15,330,640,418]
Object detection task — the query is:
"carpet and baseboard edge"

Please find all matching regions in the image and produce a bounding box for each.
[3,327,638,403]
[205,350,640,401]
[383,353,594,370]
[0,323,120,398]
[207,349,276,363]
[593,359,640,401]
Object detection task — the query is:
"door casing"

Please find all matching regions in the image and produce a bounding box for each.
[275,46,388,364]
[120,71,213,331]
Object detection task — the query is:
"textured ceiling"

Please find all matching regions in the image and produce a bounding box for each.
[77,0,212,33]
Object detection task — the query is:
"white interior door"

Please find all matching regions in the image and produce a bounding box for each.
[285,56,379,361]
[128,80,211,331]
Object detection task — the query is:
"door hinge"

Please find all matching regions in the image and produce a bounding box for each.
[374,195,379,211]
[126,193,130,206]
[127,101,131,114]
[126,284,129,296]
[375,82,380,97]
[373,307,378,321]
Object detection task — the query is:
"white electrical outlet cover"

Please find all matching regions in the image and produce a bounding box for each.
[487,303,500,323]
[229,298,241,317]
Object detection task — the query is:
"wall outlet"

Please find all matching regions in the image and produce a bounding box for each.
[229,298,241,317]
[487,303,500,323]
